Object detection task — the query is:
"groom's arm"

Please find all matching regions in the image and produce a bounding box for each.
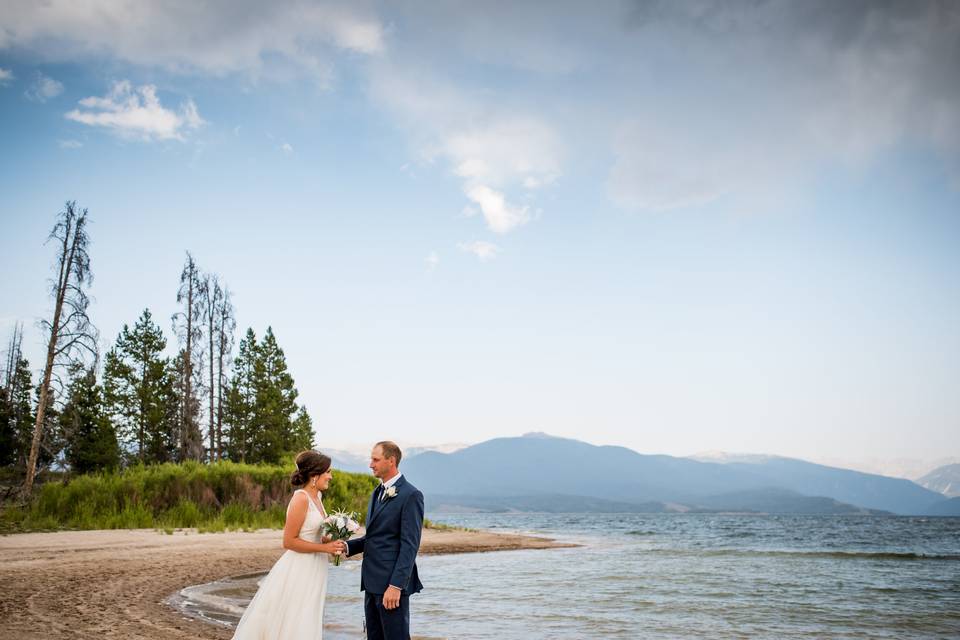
[388,489,424,591]
[346,535,365,557]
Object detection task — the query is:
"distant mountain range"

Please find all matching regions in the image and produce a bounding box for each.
[402,433,948,516]
[916,464,960,498]
[327,442,469,474]
[427,488,886,515]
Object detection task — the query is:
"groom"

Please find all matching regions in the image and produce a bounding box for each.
[346,441,424,640]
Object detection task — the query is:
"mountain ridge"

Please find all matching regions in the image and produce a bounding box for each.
[403,434,943,515]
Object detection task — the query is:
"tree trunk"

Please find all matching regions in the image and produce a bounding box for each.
[24,215,77,495]
[184,277,193,459]
[208,310,215,461]
[139,353,146,463]
[216,344,224,462]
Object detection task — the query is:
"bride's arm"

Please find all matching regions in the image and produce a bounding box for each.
[282,492,346,555]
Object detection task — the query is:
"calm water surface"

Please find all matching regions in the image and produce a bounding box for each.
[170,514,960,639]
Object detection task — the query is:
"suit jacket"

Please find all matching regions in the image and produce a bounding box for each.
[346,475,424,596]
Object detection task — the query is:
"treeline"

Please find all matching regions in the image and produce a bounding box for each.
[0,461,379,533]
[0,201,315,496]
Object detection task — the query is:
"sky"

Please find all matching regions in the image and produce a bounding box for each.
[1,1,958,477]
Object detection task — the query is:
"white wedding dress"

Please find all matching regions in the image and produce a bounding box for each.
[233,489,330,640]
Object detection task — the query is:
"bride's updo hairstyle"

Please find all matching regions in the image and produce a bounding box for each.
[290,450,332,487]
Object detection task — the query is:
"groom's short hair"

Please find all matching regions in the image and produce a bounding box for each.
[377,440,402,465]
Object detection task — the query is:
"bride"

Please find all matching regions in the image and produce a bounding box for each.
[233,450,347,640]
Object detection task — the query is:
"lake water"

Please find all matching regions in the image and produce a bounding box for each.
[170,513,960,639]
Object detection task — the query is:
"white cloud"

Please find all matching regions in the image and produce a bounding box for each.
[442,117,561,190]
[465,185,530,234]
[0,1,383,86]
[425,251,439,270]
[280,142,294,154]
[328,15,383,54]
[457,240,500,261]
[370,62,562,234]
[373,2,959,216]
[58,139,82,149]
[0,68,13,85]
[65,81,204,141]
[24,73,63,102]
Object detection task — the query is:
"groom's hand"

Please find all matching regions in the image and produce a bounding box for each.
[382,585,402,610]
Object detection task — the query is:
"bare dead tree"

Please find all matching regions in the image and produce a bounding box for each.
[3,322,24,394]
[23,202,98,495]
[199,273,223,461]
[214,287,236,461]
[172,252,204,461]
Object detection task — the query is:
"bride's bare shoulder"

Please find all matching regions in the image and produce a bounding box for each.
[287,489,308,507]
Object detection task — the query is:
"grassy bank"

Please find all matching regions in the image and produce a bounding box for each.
[0,461,379,533]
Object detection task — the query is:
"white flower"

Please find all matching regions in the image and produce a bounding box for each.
[348,520,361,533]
[336,516,346,529]
[384,486,398,499]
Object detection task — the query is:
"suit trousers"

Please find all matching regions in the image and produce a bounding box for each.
[363,590,410,640]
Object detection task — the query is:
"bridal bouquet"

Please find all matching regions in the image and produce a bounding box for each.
[323,511,361,566]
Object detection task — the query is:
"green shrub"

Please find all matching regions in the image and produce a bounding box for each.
[0,460,378,533]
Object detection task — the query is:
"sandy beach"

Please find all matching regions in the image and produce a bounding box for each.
[0,527,571,640]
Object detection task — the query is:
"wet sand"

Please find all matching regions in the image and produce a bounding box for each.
[0,527,572,639]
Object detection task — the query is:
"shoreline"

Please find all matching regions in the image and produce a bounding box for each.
[0,527,574,639]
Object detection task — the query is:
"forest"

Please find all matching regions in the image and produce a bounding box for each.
[0,201,372,530]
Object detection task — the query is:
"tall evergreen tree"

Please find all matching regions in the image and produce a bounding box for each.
[250,327,300,464]
[290,405,315,453]
[1,325,26,467]
[63,365,119,474]
[32,380,62,474]
[103,309,178,464]
[0,387,14,467]
[6,356,35,471]
[224,328,257,462]
[223,328,314,464]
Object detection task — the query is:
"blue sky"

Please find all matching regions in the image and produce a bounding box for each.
[1,1,958,476]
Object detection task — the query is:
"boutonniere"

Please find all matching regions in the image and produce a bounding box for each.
[383,486,398,500]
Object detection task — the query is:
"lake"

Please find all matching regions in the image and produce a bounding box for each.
[170,513,960,638]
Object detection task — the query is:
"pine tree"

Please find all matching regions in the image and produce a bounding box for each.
[63,365,120,474]
[1,325,25,467]
[103,309,178,464]
[32,381,62,474]
[290,405,315,453]
[0,387,14,467]
[224,328,257,462]
[249,327,300,464]
[224,328,314,463]
[7,357,35,471]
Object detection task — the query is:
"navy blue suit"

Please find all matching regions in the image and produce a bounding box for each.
[346,475,424,640]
